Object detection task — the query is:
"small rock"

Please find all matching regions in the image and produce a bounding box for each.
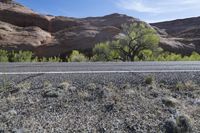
[120,83,131,90]
[0,128,4,133]
[97,127,106,133]
[150,91,159,98]
[9,109,17,115]
[167,108,177,115]
[42,89,62,98]
[68,86,77,92]
[104,103,114,112]
[12,128,24,133]
[9,88,20,94]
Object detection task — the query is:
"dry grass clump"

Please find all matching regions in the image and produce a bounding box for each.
[58,81,71,91]
[15,82,31,90]
[176,81,198,91]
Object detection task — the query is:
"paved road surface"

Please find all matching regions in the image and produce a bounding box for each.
[1,62,200,88]
[0,62,200,74]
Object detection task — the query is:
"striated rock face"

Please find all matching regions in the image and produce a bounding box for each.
[0,2,138,57]
[0,2,53,31]
[0,21,53,51]
[151,17,200,55]
[0,1,200,57]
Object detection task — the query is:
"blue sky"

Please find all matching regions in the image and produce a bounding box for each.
[16,0,200,23]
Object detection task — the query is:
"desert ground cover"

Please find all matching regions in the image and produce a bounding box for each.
[0,73,199,133]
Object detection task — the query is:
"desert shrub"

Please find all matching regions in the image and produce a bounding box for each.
[48,57,62,62]
[0,49,9,62]
[9,50,33,62]
[156,52,200,61]
[187,52,200,61]
[92,42,118,61]
[163,114,193,133]
[176,81,198,91]
[68,50,88,62]
[145,75,154,85]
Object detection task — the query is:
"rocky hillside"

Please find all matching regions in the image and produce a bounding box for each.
[151,17,200,55]
[0,1,137,57]
[0,0,200,57]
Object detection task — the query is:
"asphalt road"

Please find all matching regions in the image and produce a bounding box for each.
[1,61,200,74]
[1,61,200,89]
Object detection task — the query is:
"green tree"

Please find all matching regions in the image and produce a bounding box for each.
[68,50,88,62]
[111,22,160,61]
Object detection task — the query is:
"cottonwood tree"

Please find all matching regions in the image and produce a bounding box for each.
[111,22,160,61]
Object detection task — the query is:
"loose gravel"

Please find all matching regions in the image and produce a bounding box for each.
[0,72,200,132]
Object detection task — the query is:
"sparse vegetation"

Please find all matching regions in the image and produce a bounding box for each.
[1,23,200,62]
[176,81,198,91]
[15,82,31,90]
[68,50,88,62]
[1,76,199,132]
[145,75,154,85]
[0,74,10,92]
[9,50,33,62]
[0,49,9,62]
[92,42,117,61]
[0,50,64,62]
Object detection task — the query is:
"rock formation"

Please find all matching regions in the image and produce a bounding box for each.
[0,1,199,57]
[151,17,200,55]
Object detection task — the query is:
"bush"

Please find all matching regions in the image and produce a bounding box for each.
[145,76,154,85]
[9,51,33,62]
[68,50,88,62]
[163,114,192,133]
[48,57,62,62]
[0,50,9,62]
[92,42,118,61]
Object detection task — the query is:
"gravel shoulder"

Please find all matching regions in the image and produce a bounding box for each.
[0,72,200,132]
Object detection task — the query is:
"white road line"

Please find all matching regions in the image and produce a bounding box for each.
[0,70,200,75]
